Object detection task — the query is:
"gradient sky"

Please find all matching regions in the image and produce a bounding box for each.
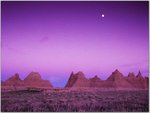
[1,1,149,87]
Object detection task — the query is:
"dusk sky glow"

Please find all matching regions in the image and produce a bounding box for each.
[1,1,149,87]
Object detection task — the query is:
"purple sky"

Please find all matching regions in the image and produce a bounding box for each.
[1,1,149,87]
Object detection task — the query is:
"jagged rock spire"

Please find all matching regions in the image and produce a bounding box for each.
[137,71,142,76]
[7,73,21,81]
[70,71,74,75]
[107,69,123,80]
[75,71,85,78]
[113,69,120,74]
[136,71,143,79]
[65,71,88,87]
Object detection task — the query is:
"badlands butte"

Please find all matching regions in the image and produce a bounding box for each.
[1,69,149,92]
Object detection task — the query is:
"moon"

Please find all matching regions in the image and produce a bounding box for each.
[102,14,104,17]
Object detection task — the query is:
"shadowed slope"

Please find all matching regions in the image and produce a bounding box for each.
[65,71,89,87]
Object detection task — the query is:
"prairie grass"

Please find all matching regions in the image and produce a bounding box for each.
[1,89,149,112]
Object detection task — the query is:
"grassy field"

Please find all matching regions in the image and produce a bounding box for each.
[1,89,149,112]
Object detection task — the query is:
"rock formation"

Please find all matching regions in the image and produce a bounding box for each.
[6,73,21,82]
[105,69,133,89]
[1,72,53,92]
[90,75,101,81]
[65,69,149,90]
[65,71,89,87]
[107,69,123,80]
[24,72,53,88]
[135,71,148,89]
[136,71,143,79]
[2,70,148,91]
[1,73,23,91]
[125,71,148,89]
[128,72,136,79]
[89,75,104,87]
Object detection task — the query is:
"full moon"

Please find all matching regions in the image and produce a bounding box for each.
[102,14,104,17]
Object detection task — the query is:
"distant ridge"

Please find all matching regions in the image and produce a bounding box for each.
[65,69,149,89]
[1,69,149,92]
[2,72,53,92]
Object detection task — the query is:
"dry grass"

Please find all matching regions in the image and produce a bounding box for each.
[1,89,149,112]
